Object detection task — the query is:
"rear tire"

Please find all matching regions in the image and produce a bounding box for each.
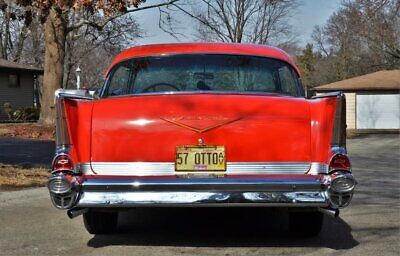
[289,211,324,237]
[83,210,118,234]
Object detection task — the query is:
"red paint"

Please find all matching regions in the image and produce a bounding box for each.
[90,94,313,165]
[86,93,337,170]
[309,97,337,163]
[63,98,93,163]
[60,43,341,178]
[105,43,301,77]
[64,95,337,169]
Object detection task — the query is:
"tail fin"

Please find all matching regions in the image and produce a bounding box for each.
[54,89,94,167]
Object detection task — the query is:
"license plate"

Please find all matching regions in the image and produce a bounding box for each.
[175,145,226,171]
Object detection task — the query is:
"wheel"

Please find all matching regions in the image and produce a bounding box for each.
[83,210,118,234]
[288,211,324,237]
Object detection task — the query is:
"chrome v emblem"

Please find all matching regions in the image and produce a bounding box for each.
[161,116,241,133]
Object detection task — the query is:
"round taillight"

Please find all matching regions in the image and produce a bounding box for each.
[53,155,74,171]
[331,175,355,193]
[329,154,351,171]
[48,175,72,194]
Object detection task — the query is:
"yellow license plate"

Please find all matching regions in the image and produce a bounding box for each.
[175,145,226,171]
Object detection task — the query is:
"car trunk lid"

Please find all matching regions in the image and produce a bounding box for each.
[90,93,311,166]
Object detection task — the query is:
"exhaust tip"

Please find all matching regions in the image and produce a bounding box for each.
[319,208,340,218]
[67,208,88,219]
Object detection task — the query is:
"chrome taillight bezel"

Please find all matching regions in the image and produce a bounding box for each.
[47,173,80,209]
[327,170,356,208]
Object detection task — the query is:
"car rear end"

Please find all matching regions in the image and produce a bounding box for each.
[47,43,356,236]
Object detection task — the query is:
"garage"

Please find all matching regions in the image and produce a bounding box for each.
[314,70,400,132]
[356,94,399,129]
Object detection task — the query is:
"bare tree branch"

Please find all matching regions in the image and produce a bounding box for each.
[67,0,180,32]
[168,0,297,44]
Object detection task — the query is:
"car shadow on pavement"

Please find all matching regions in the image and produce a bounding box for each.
[87,208,359,250]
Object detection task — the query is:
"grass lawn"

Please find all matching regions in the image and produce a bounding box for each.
[0,123,54,140]
[0,164,48,191]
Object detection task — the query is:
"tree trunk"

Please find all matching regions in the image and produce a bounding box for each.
[39,8,67,126]
[0,5,11,60]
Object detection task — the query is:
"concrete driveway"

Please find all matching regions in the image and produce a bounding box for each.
[0,134,399,256]
[0,138,54,168]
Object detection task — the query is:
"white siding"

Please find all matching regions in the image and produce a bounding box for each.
[356,94,400,129]
[344,92,356,129]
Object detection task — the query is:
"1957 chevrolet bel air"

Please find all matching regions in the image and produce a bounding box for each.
[48,43,356,236]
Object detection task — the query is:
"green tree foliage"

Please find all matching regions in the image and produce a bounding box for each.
[296,43,316,89]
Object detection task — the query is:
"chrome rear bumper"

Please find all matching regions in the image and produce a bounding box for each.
[48,173,356,209]
[74,176,330,207]
[76,191,329,207]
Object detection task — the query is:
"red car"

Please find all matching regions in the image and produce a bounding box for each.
[48,43,356,236]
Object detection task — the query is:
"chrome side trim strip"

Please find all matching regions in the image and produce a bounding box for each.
[81,162,329,176]
[76,191,329,208]
[308,162,329,175]
[311,91,342,99]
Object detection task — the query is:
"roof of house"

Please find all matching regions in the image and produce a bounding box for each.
[106,42,300,77]
[0,59,43,74]
[314,70,400,92]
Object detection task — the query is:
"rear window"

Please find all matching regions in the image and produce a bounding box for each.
[103,54,302,97]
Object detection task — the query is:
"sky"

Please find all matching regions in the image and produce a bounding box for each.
[134,0,342,47]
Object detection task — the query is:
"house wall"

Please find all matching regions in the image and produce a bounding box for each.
[0,72,34,120]
[344,92,356,129]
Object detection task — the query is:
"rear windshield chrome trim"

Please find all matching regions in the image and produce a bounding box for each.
[102,90,298,99]
[104,52,301,81]
[81,162,328,176]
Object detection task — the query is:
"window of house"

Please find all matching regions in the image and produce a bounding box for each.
[8,74,20,88]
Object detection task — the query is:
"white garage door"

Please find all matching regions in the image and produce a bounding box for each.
[357,94,400,129]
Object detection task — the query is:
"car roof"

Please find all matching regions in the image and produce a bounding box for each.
[105,42,301,77]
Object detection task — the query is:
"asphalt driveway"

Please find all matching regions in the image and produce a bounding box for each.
[0,134,399,256]
[0,138,54,168]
